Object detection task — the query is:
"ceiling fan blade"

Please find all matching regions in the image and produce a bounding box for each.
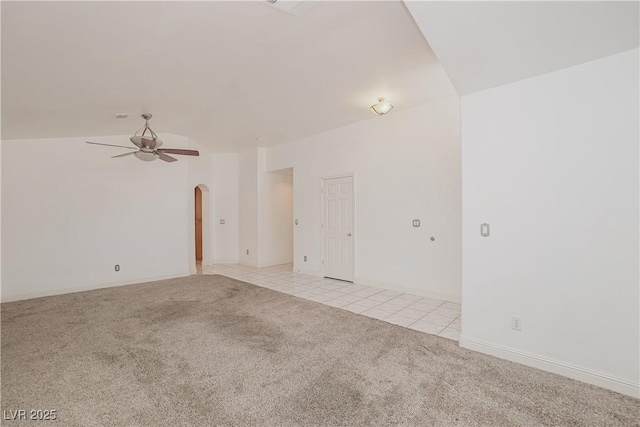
[158,153,178,162]
[157,148,200,156]
[112,152,137,159]
[86,141,137,150]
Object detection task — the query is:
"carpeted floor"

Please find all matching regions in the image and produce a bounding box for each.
[2,275,638,426]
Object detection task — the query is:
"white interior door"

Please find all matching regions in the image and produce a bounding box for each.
[322,176,354,281]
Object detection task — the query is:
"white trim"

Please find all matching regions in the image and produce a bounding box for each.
[294,266,320,276]
[283,269,461,303]
[320,172,356,181]
[1,272,191,303]
[354,276,461,303]
[459,336,640,398]
[259,257,296,268]
[212,259,241,265]
[239,260,259,268]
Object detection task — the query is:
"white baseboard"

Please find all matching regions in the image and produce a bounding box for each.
[1,272,191,303]
[212,259,240,265]
[286,270,461,303]
[354,276,461,303]
[239,260,259,268]
[459,336,639,398]
[258,259,294,268]
[294,266,320,276]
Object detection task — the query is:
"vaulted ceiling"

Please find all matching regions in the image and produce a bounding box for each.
[3,1,638,151]
[1,0,455,151]
[405,1,639,95]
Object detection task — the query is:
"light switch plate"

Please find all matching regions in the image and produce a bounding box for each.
[220,219,225,224]
[412,219,420,227]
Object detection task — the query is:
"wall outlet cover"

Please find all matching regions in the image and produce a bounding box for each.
[511,316,522,331]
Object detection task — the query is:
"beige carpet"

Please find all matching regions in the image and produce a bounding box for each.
[2,275,638,426]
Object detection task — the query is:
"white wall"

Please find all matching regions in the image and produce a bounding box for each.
[186,138,216,271]
[211,153,239,264]
[1,134,197,301]
[0,136,3,298]
[2,133,241,300]
[237,148,293,268]
[238,149,259,267]
[266,97,462,301]
[460,49,639,397]
[258,163,293,268]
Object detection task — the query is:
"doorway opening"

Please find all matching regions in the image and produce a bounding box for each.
[194,184,211,267]
[260,168,294,268]
[195,186,203,262]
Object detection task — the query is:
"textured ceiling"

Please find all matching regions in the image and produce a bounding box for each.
[405,0,640,95]
[1,1,456,152]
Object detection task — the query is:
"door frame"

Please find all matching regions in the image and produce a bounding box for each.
[320,172,356,281]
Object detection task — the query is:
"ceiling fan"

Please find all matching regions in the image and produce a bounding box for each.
[86,114,199,162]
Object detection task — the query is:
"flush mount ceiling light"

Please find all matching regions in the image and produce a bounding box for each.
[370,97,394,116]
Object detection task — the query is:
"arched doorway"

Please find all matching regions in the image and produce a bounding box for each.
[193,184,211,267]
[195,186,203,262]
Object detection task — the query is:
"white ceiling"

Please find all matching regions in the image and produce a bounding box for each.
[1,0,456,152]
[405,1,640,95]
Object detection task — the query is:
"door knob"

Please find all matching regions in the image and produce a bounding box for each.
[347,233,352,237]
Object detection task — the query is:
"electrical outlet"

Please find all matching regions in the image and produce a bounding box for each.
[304,256,307,262]
[246,250,249,255]
[115,264,120,272]
[511,317,522,331]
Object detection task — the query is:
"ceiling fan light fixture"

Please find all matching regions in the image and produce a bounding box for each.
[133,151,159,162]
[134,151,158,162]
[86,113,199,163]
[370,97,394,116]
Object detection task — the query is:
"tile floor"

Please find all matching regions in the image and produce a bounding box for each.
[197,263,461,341]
